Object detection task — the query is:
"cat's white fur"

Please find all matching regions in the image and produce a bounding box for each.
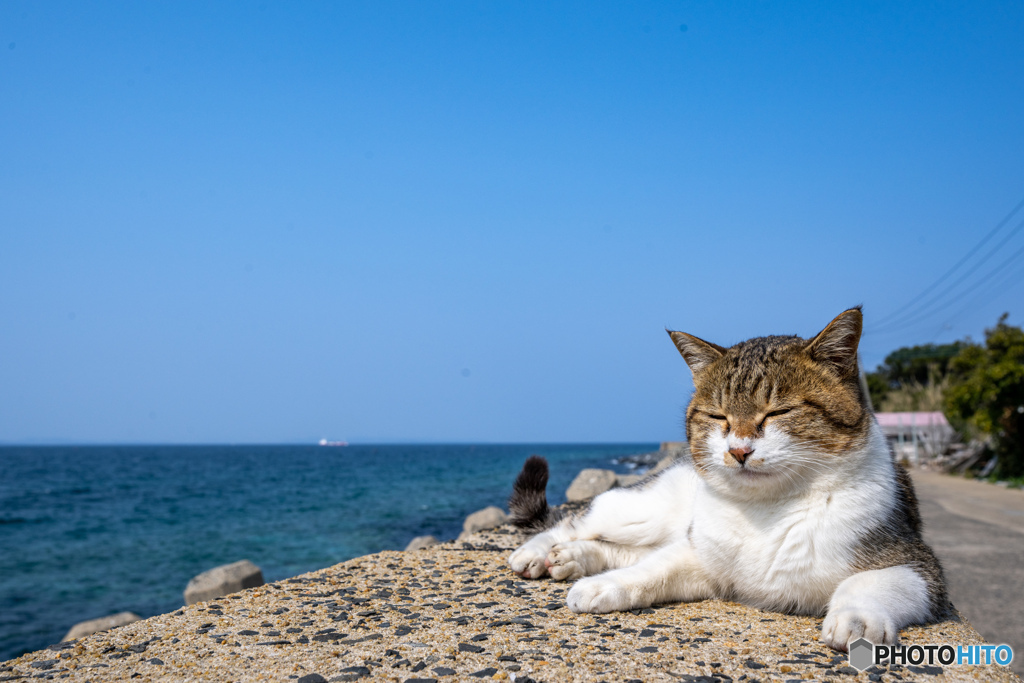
[508,419,933,651]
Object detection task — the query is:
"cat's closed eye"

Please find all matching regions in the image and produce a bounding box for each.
[758,408,792,429]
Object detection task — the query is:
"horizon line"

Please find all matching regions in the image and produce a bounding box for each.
[0,439,672,448]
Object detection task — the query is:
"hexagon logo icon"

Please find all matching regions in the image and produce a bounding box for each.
[849,638,875,671]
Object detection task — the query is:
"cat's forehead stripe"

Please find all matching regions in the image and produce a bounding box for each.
[728,366,764,399]
[730,334,802,362]
[712,335,801,402]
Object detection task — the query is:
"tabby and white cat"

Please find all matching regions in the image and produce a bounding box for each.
[508,308,948,651]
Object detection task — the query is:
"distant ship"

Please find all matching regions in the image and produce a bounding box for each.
[318,439,348,447]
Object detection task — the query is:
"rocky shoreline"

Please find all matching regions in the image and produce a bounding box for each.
[50,445,681,645]
[3,444,1017,682]
[404,444,683,554]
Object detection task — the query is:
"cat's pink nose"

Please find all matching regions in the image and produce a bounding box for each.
[729,446,753,464]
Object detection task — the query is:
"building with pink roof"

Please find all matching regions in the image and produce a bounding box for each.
[875,411,956,464]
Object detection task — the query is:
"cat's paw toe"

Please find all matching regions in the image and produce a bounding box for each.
[546,543,585,581]
[509,545,549,579]
[566,576,631,613]
[822,608,898,651]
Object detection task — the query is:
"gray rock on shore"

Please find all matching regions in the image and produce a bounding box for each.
[616,453,679,488]
[455,506,508,541]
[565,468,618,501]
[62,611,141,641]
[184,559,264,605]
[404,535,440,551]
[462,506,507,534]
[649,452,678,474]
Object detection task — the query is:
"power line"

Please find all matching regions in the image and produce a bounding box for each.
[864,238,1024,341]
[870,196,1024,328]
[930,254,1024,342]
[868,215,1024,335]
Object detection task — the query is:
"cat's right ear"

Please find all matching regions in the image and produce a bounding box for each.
[803,307,863,380]
[667,330,726,374]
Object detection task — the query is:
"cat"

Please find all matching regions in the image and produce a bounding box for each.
[508,308,948,652]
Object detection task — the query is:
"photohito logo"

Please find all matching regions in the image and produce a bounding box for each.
[848,639,1015,671]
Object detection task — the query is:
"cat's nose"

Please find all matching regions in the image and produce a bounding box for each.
[729,445,753,465]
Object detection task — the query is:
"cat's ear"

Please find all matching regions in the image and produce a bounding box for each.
[667,330,726,375]
[804,307,863,379]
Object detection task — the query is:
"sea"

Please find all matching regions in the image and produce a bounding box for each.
[0,443,658,661]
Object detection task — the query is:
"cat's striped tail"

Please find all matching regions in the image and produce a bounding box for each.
[508,455,557,530]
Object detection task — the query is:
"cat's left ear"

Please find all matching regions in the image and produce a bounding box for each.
[667,330,727,375]
[804,307,863,379]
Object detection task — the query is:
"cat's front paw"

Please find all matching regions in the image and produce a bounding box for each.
[509,542,549,579]
[546,542,587,581]
[566,575,632,613]
[822,607,898,651]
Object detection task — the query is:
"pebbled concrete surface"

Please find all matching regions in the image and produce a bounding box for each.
[2,520,1018,683]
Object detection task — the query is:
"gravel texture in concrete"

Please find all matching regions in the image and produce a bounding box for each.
[2,522,1018,683]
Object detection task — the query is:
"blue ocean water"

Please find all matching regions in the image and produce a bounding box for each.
[0,443,656,661]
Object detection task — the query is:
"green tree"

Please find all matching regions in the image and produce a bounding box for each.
[866,341,966,409]
[865,372,891,410]
[944,314,1024,477]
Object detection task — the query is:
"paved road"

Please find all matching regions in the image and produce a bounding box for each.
[911,470,1024,677]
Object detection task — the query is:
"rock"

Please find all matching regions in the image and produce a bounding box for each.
[617,474,642,487]
[649,442,688,475]
[566,469,618,501]
[649,452,680,475]
[335,666,370,681]
[404,535,440,551]
[184,560,264,605]
[62,612,141,641]
[462,506,507,534]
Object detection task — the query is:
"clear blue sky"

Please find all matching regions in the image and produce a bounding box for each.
[2,1,1023,444]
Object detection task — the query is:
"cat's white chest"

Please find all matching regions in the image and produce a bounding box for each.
[692,488,859,614]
